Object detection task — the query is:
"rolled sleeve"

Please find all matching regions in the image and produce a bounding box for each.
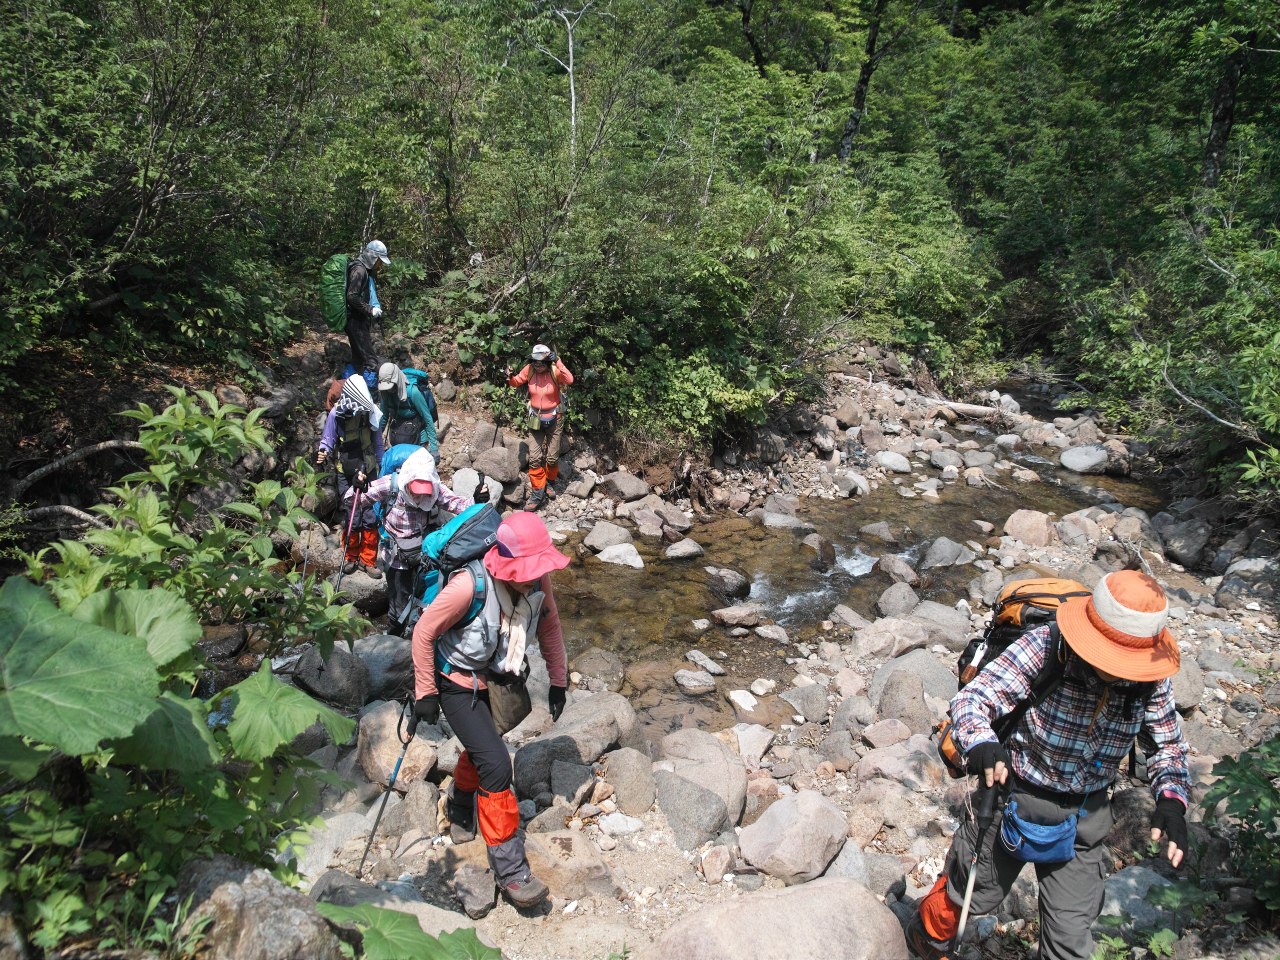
[1139,679,1192,807]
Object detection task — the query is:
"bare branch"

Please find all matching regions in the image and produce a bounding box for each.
[12,440,146,499]
[1162,363,1260,440]
[21,506,110,530]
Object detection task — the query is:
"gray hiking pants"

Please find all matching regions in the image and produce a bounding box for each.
[943,784,1114,960]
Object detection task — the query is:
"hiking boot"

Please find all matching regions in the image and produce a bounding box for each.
[363,564,383,580]
[524,488,547,512]
[342,560,359,575]
[499,872,549,909]
[905,914,951,960]
[489,835,549,909]
[447,788,477,844]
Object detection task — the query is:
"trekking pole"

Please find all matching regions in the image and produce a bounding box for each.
[956,782,1001,943]
[335,486,361,591]
[358,697,418,876]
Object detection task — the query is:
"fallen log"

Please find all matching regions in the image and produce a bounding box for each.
[21,505,109,529]
[936,400,1000,418]
[11,439,145,499]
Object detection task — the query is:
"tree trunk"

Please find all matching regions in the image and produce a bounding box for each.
[738,0,768,79]
[1200,35,1254,190]
[838,0,888,161]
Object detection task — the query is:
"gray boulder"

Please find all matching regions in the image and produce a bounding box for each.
[705,565,751,599]
[1059,444,1110,474]
[875,451,912,474]
[666,538,705,560]
[738,791,848,885]
[1163,518,1212,567]
[1096,866,1173,933]
[654,769,730,850]
[755,429,788,464]
[596,543,644,569]
[661,728,747,823]
[351,633,413,702]
[930,449,964,471]
[603,747,655,816]
[334,568,389,616]
[834,471,871,498]
[877,582,920,618]
[780,683,828,723]
[293,644,370,710]
[1216,557,1280,608]
[853,617,929,659]
[875,555,919,585]
[762,511,816,536]
[357,699,438,787]
[584,520,633,551]
[1004,509,1058,547]
[856,735,947,793]
[471,445,521,484]
[870,649,958,703]
[908,600,970,649]
[921,537,976,569]
[1171,657,1205,714]
[876,671,931,733]
[599,471,650,502]
[514,692,638,796]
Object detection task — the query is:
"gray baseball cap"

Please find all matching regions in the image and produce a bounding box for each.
[365,239,391,264]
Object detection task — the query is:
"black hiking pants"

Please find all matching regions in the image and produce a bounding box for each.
[346,313,379,376]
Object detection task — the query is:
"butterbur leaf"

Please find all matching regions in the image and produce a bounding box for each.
[72,587,201,668]
[314,904,501,960]
[0,577,159,755]
[0,735,48,782]
[110,691,220,771]
[224,662,354,761]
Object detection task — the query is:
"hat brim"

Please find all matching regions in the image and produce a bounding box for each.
[484,542,570,583]
[378,256,391,265]
[1057,596,1180,682]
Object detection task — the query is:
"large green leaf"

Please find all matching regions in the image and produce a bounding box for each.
[224,662,354,762]
[0,735,48,782]
[72,587,201,669]
[0,577,159,755]
[314,904,502,960]
[109,691,220,772]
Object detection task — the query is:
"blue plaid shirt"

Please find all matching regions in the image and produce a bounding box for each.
[951,625,1191,806]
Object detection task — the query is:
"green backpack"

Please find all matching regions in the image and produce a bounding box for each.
[320,254,349,332]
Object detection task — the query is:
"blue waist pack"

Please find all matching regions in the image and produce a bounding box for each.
[999,798,1078,864]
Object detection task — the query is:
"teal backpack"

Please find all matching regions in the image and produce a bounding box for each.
[401,368,440,426]
[320,254,349,331]
[400,503,501,634]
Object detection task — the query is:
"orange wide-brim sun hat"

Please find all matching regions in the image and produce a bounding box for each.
[1056,569,1180,682]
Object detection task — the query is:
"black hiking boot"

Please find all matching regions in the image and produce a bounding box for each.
[905,914,951,960]
[488,836,548,909]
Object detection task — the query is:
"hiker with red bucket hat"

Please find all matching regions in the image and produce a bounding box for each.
[907,570,1191,960]
[410,511,570,909]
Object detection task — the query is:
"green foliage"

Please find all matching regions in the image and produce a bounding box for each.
[1203,736,1280,912]
[316,904,503,960]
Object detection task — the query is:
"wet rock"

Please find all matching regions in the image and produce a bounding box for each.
[686,650,726,675]
[834,470,871,497]
[876,672,931,733]
[705,565,751,599]
[352,633,413,702]
[877,582,920,618]
[661,728,747,823]
[654,769,730,850]
[780,683,828,723]
[921,537,976,569]
[202,624,247,659]
[1060,445,1110,474]
[513,692,638,796]
[712,603,765,627]
[762,511,817,535]
[471,446,521,484]
[525,830,621,900]
[599,471,650,502]
[1003,509,1058,547]
[638,877,908,960]
[875,554,919,585]
[595,543,644,569]
[861,521,897,543]
[739,791,848,885]
[876,451,912,474]
[665,538,704,559]
[356,706,437,791]
[179,855,346,960]
[603,747,655,816]
[584,520,632,551]
[675,669,717,695]
[574,647,626,691]
[803,533,836,570]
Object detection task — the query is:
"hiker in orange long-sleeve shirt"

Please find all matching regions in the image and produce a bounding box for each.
[507,344,573,511]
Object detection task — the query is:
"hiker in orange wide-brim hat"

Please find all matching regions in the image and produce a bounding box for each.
[1056,569,1180,682]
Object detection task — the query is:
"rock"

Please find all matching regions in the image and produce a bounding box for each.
[599,812,644,836]
[862,850,908,898]
[653,502,693,532]
[471,446,521,484]
[334,568,389,616]
[712,603,764,627]
[739,791,848,884]
[1059,445,1110,474]
[755,429,788,464]
[908,600,970,649]
[686,650,726,675]
[854,618,929,659]
[701,844,735,883]
[1216,557,1280,609]
[514,693,638,796]
[780,683,828,723]
[1163,519,1212,567]
[380,779,440,839]
[524,830,622,900]
[803,533,836,570]
[638,877,908,960]
[599,471,650,502]
[595,543,644,569]
[179,855,347,959]
[201,623,247,659]
[869,649,958,703]
[351,633,413,702]
[1181,717,1243,759]
[584,521,633,551]
[308,869,476,938]
[875,451,913,474]
[705,566,751,599]
[762,511,817,536]
[834,471,871,498]
[875,555,920,585]
[290,811,369,882]
[861,719,911,749]
[930,449,964,471]
[964,450,996,469]
[450,862,497,920]
[357,700,437,787]
[675,669,717,695]
[661,728,747,823]
[450,468,501,505]
[603,747,656,816]
[860,521,897,543]
[732,723,775,765]
[654,769,730,850]
[1003,509,1058,547]
[877,582,920,618]
[833,398,865,428]
[755,624,789,643]
[856,735,947,792]
[550,759,596,810]
[876,671,931,733]
[831,605,872,629]
[1096,865,1173,933]
[665,538,704,559]
[1172,658,1205,714]
[921,537,976,569]
[564,475,596,498]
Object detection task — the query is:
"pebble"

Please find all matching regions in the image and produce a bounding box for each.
[750,678,777,696]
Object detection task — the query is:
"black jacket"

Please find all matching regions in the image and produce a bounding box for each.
[346,259,375,323]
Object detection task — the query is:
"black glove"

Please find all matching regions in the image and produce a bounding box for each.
[548,685,567,721]
[414,695,440,727]
[1151,796,1188,866]
[966,740,1010,785]
[473,472,491,504]
[351,470,370,493]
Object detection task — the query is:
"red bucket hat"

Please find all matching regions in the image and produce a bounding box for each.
[484,512,570,583]
[1056,570,1180,682]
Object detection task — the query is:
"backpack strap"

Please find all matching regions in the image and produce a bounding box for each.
[991,623,1067,743]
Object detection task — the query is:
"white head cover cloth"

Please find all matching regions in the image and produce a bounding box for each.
[396,447,442,510]
[338,375,383,432]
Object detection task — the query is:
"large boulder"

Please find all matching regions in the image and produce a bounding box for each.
[705,566,751,599]
[308,870,476,940]
[876,671,932,733]
[351,634,413,702]
[357,699,437,787]
[513,692,638,796]
[1216,557,1280,608]
[738,791,847,885]
[1059,444,1110,474]
[1004,509,1058,548]
[755,429,788,464]
[908,600,970,649]
[875,555,919,585]
[334,568,389,616]
[293,644,370,710]
[471,445,521,484]
[875,451,912,474]
[525,830,622,900]
[921,537,977,569]
[877,582,920,618]
[600,471,650,502]
[603,747,655,816]
[584,520,633,551]
[660,728,747,824]
[655,769,730,850]
[870,649,958,703]
[596,543,644,569]
[856,735,947,793]
[853,618,929,659]
[637,877,907,960]
[1163,518,1212,568]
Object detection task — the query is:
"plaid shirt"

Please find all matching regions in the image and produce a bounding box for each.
[951,624,1191,807]
[363,474,471,570]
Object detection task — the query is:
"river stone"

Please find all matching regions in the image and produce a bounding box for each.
[1172,657,1205,714]
[870,650,962,701]
[877,582,920,618]
[854,617,929,659]
[705,565,751,599]
[595,543,644,569]
[780,683,828,723]
[654,769,730,850]
[631,508,666,538]
[357,700,437,787]
[653,502,692,532]
[379,779,440,840]
[964,450,996,469]
[1163,518,1213,568]
[764,493,799,515]
[471,445,521,484]
[712,603,764,627]
[762,511,817,536]
[675,669,717,695]
[352,633,413,702]
[833,398,865,428]
[584,520,633,551]
[908,600,971,649]
[875,451,912,474]
[665,538,704,559]
[661,728,747,823]
[308,869,476,939]
[525,830,621,901]
[921,537,976,569]
[875,672,931,733]
[1004,509,1058,547]
[831,604,872,629]
[929,448,964,471]
[638,876,907,960]
[686,650,726,675]
[803,533,836,571]
[856,735,947,793]
[739,791,847,885]
[179,855,346,960]
[733,723,775,765]
[1096,866,1173,933]
[573,647,626,691]
[1060,444,1110,474]
[513,692,638,796]
[599,471,650,502]
[755,624,789,643]
[834,470,871,497]
[875,554,919,585]
[832,695,875,734]
[1216,557,1280,608]
[335,567,389,616]
[603,747,655,815]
